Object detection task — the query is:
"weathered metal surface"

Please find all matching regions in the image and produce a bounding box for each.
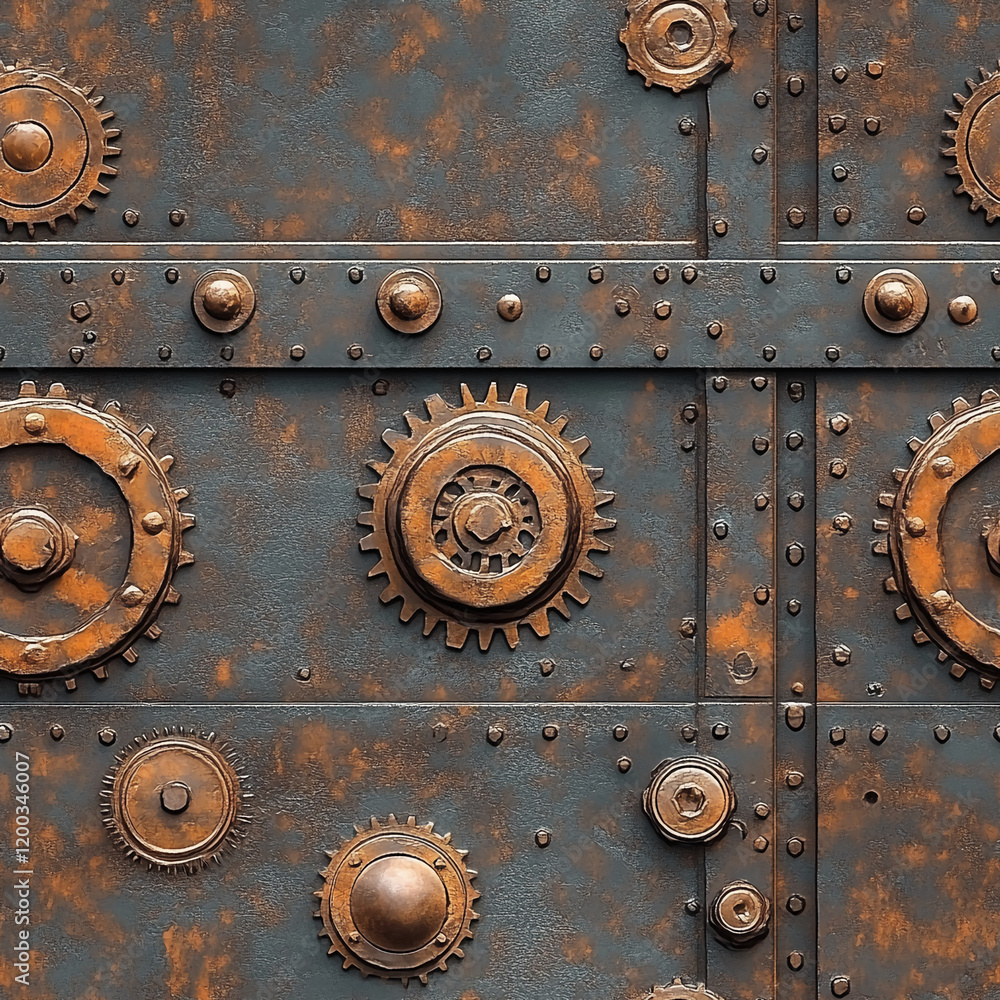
[2,0,1000,997]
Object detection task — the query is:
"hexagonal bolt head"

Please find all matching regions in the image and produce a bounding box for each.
[671,782,707,819]
[70,300,92,322]
[832,645,852,666]
[486,725,504,746]
[869,724,888,745]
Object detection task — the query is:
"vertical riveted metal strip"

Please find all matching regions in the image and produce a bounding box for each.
[705,371,776,697]
[705,0,777,256]
[776,372,818,999]
[776,0,820,244]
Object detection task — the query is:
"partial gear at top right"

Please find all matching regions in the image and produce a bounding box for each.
[944,62,1000,222]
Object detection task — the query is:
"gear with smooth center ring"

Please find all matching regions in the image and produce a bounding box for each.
[619,0,736,93]
[0,62,120,236]
[358,383,615,651]
[644,978,727,1000]
[315,815,479,986]
[0,381,194,694]
[873,389,1000,690]
[100,728,251,872]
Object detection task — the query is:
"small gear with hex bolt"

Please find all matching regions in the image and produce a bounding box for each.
[101,727,251,872]
[874,389,1000,689]
[619,0,736,92]
[0,61,120,236]
[943,62,1000,223]
[359,383,615,651]
[315,815,479,986]
[644,978,726,1000]
[0,381,194,694]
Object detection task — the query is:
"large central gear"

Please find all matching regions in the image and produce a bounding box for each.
[873,388,1000,690]
[315,815,479,986]
[0,381,194,693]
[943,62,1000,223]
[0,62,120,235]
[359,383,615,651]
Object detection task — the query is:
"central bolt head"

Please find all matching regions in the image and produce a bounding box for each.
[160,780,191,814]
[202,278,243,321]
[1,121,53,173]
[463,500,512,544]
[1,518,55,573]
[389,280,430,321]
[671,782,707,819]
[874,280,914,321]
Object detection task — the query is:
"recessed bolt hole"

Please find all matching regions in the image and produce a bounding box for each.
[864,790,879,804]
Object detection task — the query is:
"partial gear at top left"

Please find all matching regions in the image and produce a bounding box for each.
[0,61,121,236]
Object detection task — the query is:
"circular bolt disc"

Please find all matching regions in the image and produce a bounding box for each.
[192,269,256,334]
[643,755,736,843]
[376,269,443,335]
[863,269,929,335]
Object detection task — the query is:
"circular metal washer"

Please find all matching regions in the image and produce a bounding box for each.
[192,268,256,335]
[862,268,929,335]
[709,879,771,946]
[376,268,443,335]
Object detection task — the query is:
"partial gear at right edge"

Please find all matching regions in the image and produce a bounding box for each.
[620,0,736,93]
[644,978,726,1000]
[944,62,1000,223]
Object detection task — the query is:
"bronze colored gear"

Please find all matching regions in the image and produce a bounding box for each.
[315,815,479,986]
[100,727,252,872]
[873,389,1000,690]
[0,381,195,694]
[943,62,1000,223]
[358,382,615,651]
[645,978,726,1000]
[0,62,120,236]
[619,0,736,93]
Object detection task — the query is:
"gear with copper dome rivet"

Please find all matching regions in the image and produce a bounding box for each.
[0,381,194,694]
[943,62,1000,223]
[644,978,727,1000]
[100,727,252,872]
[315,815,479,986]
[873,389,1000,690]
[619,0,736,93]
[0,61,121,236]
[358,383,615,651]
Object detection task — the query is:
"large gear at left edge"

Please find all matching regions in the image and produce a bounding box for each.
[0,381,194,694]
[315,815,479,986]
[358,382,616,651]
[0,61,121,236]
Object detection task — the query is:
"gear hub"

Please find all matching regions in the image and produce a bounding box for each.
[359,383,615,650]
[315,815,479,986]
[0,62,120,235]
[620,0,736,92]
[101,728,251,872]
[874,389,1000,689]
[643,979,727,1000]
[0,381,194,693]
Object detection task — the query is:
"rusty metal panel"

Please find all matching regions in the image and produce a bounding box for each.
[817,706,1000,1000]
[705,371,774,697]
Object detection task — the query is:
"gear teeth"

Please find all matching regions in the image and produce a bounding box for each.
[895,604,912,621]
[907,437,924,453]
[929,411,946,430]
[121,647,138,664]
[913,630,930,645]
[446,621,470,649]
[872,538,889,555]
[951,663,967,679]
[953,396,971,414]
[878,492,896,508]
[19,381,38,397]
[893,467,907,482]
[64,677,77,691]
[179,512,196,530]
[982,676,996,690]
[873,519,890,532]
[884,576,898,593]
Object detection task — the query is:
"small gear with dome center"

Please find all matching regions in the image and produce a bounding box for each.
[315,815,479,986]
[0,61,120,235]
